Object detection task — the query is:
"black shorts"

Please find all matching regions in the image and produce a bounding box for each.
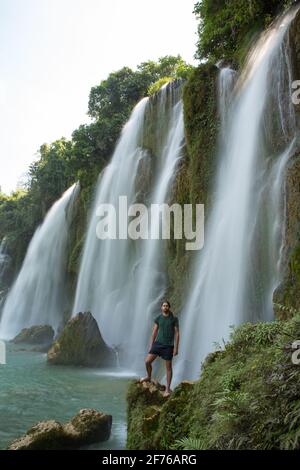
[148,341,174,361]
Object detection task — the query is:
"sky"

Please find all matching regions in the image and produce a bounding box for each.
[0,0,198,194]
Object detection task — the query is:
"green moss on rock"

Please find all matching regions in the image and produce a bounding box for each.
[182,64,219,209]
[47,312,115,367]
[12,325,54,345]
[127,380,168,449]
[274,155,300,314]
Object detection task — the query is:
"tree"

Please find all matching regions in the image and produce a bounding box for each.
[194,0,294,62]
[28,139,73,214]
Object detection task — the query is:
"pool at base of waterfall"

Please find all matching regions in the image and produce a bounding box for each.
[0,342,137,450]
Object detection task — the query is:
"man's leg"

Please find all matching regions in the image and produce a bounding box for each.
[165,359,173,395]
[140,353,157,382]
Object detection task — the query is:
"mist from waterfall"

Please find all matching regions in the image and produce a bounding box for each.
[73,82,184,368]
[0,183,79,340]
[175,9,299,382]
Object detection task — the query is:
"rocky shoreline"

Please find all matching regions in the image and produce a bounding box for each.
[8,409,112,450]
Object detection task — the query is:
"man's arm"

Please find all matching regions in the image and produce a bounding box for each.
[149,323,159,350]
[173,325,180,356]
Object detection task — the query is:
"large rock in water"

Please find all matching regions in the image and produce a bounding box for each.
[47,312,115,366]
[8,409,112,450]
[12,325,54,345]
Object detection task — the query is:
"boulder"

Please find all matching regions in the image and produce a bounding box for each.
[47,312,115,367]
[8,420,65,450]
[64,408,112,444]
[8,409,112,450]
[12,325,54,346]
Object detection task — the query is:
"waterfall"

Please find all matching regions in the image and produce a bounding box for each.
[73,81,184,368]
[72,97,150,338]
[0,183,79,340]
[0,238,10,315]
[0,238,9,286]
[129,84,184,366]
[175,9,299,382]
[218,66,237,134]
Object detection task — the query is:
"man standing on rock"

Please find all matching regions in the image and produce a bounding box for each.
[140,300,179,397]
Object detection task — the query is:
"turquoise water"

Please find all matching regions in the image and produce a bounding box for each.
[0,342,138,450]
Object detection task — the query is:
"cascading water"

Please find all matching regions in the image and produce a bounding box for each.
[72,97,149,341]
[73,82,184,368]
[0,238,10,315]
[0,238,9,286]
[175,9,299,382]
[218,66,237,135]
[0,183,79,340]
[129,84,184,366]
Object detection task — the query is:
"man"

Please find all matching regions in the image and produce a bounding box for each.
[140,300,179,397]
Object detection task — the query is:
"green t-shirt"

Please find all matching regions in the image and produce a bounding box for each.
[154,313,179,346]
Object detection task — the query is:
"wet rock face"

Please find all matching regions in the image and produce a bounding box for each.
[8,420,65,450]
[47,311,115,367]
[135,149,154,204]
[273,9,300,315]
[274,154,300,313]
[290,8,300,117]
[66,408,112,444]
[126,379,192,450]
[8,409,112,450]
[12,325,54,345]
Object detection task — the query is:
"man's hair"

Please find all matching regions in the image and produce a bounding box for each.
[161,300,171,308]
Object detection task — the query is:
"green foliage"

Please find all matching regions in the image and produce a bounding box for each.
[227,321,284,350]
[220,364,243,391]
[140,55,192,83]
[88,56,191,119]
[194,0,294,63]
[147,60,194,96]
[148,77,173,96]
[0,191,37,273]
[175,63,194,80]
[88,67,145,120]
[172,436,204,450]
[0,139,75,276]
[274,302,300,318]
[28,140,74,211]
